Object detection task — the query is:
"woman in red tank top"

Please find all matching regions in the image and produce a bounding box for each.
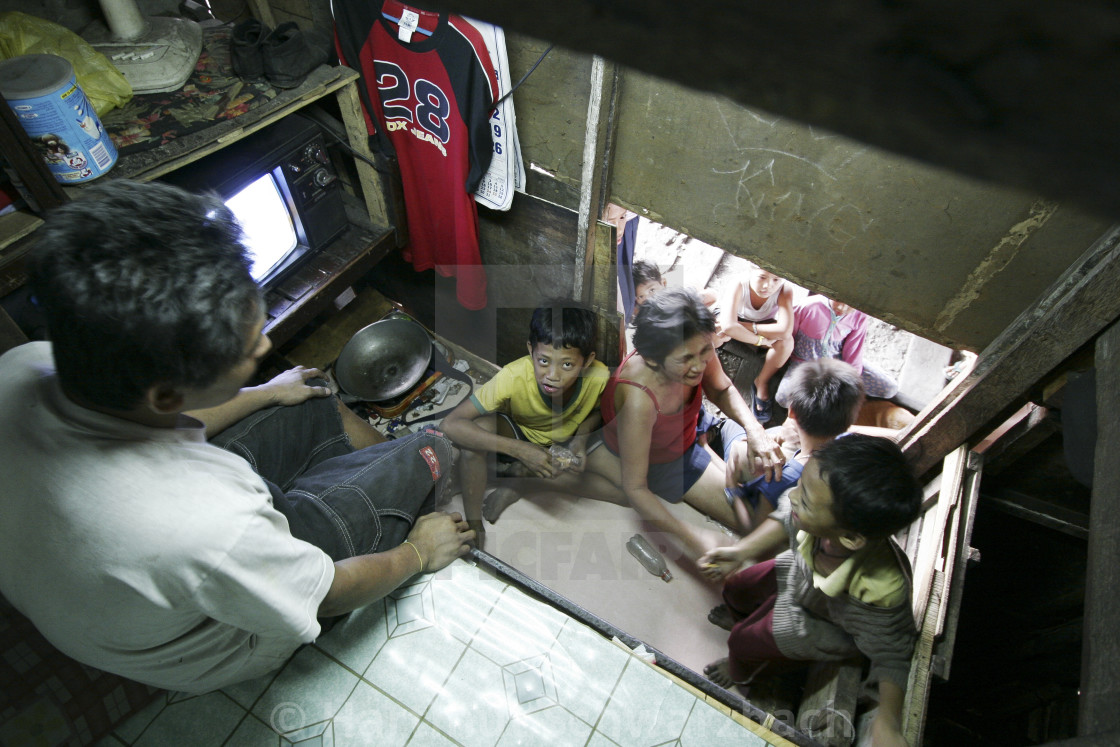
[586,288,785,563]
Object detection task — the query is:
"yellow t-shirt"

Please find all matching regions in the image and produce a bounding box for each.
[797,531,909,608]
[470,356,609,446]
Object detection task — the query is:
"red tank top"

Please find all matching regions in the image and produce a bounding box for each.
[601,351,703,463]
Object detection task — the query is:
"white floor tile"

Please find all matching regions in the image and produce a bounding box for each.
[314,600,389,675]
[332,680,419,747]
[424,647,510,747]
[596,660,696,747]
[680,699,769,747]
[362,620,467,715]
[251,647,358,735]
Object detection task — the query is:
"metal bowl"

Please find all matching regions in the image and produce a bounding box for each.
[334,318,433,401]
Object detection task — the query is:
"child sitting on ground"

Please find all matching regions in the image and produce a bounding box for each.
[440,301,620,550]
[700,435,921,746]
[774,294,899,410]
[713,357,864,535]
[714,262,796,424]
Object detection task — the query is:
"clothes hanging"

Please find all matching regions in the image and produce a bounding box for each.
[333,0,497,310]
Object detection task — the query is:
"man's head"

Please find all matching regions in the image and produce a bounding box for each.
[527,301,598,399]
[29,180,265,412]
[789,435,921,550]
[632,287,716,366]
[785,358,865,439]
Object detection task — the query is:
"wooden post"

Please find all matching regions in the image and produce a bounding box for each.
[573,57,619,303]
[1078,318,1120,736]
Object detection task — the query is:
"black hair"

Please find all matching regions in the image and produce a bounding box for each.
[814,434,922,539]
[632,259,662,288]
[528,299,597,358]
[785,358,865,438]
[631,286,716,364]
[29,180,262,410]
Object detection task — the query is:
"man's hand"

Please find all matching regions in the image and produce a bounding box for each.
[407,511,474,572]
[260,366,332,406]
[698,546,747,582]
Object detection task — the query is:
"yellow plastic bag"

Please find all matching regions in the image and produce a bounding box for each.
[0,11,132,116]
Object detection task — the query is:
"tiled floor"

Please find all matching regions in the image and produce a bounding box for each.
[96,561,785,747]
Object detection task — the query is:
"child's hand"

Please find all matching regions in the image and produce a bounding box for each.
[560,439,587,474]
[515,442,557,478]
[698,546,746,582]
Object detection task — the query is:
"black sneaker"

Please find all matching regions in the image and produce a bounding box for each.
[263,22,334,89]
[230,18,271,82]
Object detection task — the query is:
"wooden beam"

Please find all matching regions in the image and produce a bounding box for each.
[1079,318,1120,736]
[433,1,1120,220]
[973,403,1060,476]
[898,226,1120,476]
[983,488,1090,541]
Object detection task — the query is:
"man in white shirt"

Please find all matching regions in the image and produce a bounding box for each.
[0,180,474,693]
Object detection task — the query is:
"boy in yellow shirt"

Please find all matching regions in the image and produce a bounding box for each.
[441,302,621,549]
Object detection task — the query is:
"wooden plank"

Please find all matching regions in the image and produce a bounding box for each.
[85,66,359,185]
[1079,317,1120,736]
[931,456,982,680]
[333,80,391,230]
[898,225,1120,477]
[973,402,1060,475]
[573,57,619,302]
[796,660,861,747]
[911,446,966,623]
[983,488,1090,541]
[903,569,944,746]
[0,303,27,356]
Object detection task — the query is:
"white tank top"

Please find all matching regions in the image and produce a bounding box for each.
[737,279,783,322]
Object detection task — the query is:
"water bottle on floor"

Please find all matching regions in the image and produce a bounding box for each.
[626,534,672,582]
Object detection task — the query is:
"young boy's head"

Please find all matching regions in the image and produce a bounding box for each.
[527,301,598,398]
[788,435,921,550]
[785,359,865,440]
[631,259,665,309]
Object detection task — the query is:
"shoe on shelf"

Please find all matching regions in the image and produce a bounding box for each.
[263,22,335,89]
[230,18,271,82]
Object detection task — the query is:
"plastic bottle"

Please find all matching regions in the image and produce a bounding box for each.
[626,534,673,582]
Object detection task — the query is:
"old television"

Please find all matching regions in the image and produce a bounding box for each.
[161,113,348,289]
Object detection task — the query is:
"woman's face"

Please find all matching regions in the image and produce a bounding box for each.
[748,268,782,299]
[656,333,715,386]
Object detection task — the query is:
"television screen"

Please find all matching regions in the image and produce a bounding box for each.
[225,173,299,284]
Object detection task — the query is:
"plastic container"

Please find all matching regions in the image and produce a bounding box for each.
[0,54,118,183]
[626,534,672,582]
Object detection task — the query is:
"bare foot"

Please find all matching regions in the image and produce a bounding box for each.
[482,487,521,524]
[707,604,736,631]
[704,658,743,689]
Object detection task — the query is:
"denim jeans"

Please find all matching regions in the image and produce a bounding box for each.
[211,394,452,561]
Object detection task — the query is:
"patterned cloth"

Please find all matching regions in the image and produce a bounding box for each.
[102,25,277,156]
[0,594,160,746]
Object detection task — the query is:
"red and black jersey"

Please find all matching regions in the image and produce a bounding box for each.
[333,0,497,310]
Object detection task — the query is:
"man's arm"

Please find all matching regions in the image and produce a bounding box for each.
[187,366,331,438]
[318,512,473,618]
